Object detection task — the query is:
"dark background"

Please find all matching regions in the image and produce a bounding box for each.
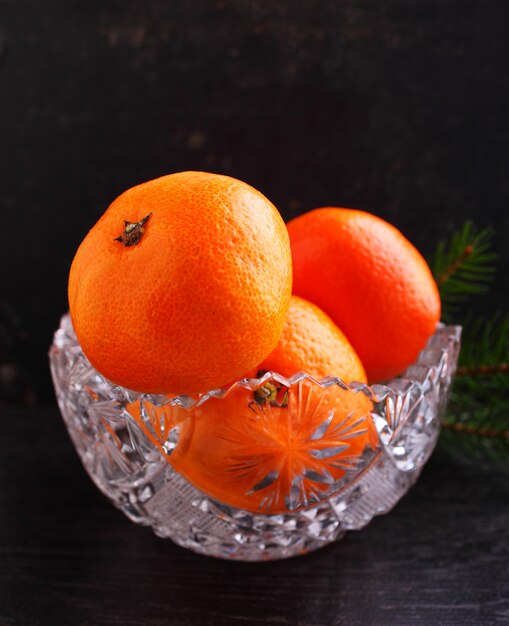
[1,0,508,405]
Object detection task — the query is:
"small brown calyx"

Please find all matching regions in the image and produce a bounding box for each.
[251,369,289,411]
[114,213,152,247]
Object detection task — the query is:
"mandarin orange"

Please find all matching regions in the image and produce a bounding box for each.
[147,296,376,513]
[258,295,367,381]
[288,208,441,382]
[68,171,292,395]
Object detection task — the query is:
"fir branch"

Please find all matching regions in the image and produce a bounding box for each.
[441,313,509,471]
[430,222,507,469]
[442,421,509,439]
[456,363,508,376]
[430,222,497,323]
[436,244,474,286]
[456,314,509,372]
[440,425,509,472]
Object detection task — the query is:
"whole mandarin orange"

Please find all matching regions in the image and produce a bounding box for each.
[68,171,292,395]
[151,296,376,513]
[288,208,441,382]
[258,295,367,382]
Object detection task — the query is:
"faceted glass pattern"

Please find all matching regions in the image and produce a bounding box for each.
[50,315,461,561]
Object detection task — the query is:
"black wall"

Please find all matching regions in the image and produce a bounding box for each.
[1,1,508,403]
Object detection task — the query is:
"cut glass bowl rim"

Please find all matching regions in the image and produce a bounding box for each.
[51,314,461,411]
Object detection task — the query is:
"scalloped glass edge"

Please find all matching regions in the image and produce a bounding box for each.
[50,314,461,561]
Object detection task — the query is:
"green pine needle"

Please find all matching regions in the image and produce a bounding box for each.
[428,221,508,470]
[456,314,509,374]
[430,222,497,323]
[440,314,508,471]
[441,363,509,471]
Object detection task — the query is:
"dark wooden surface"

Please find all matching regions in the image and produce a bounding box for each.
[1,406,508,626]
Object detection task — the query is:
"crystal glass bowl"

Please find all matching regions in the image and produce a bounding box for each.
[50,315,461,561]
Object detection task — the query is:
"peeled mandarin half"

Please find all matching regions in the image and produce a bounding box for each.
[68,171,292,395]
